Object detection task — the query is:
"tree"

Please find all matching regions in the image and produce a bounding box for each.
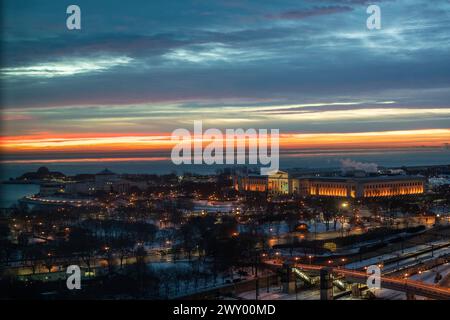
[0,223,15,264]
[133,222,158,244]
[65,227,99,275]
[114,236,134,269]
[178,223,200,261]
[134,245,148,295]
[286,212,298,232]
[168,209,184,226]
[23,245,43,274]
[43,253,55,273]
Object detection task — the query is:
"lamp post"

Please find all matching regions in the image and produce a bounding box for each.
[255,250,260,300]
[404,273,409,287]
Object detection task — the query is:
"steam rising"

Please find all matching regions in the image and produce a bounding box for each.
[340,159,378,173]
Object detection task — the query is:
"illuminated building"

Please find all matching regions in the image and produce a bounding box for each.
[39,183,65,196]
[65,169,132,195]
[234,171,290,194]
[303,176,425,198]
[307,178,355,197]
[234,174,268,192]
[234,172,425,198]
[268,171,290,194]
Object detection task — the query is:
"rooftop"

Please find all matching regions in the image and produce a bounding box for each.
[302,175,426,183]
[96,168,116,176]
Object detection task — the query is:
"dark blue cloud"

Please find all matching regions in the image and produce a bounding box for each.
[265,6,353,20]
[1,0,450,136]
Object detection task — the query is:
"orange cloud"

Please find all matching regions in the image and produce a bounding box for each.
[1,129,449,154]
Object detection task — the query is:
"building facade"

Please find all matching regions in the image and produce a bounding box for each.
[234,171,291,194]
[234,172,425,198]
[64,169,132,195]
[234,174,268,192]
[304,176,425,198]
[268,171,290,194]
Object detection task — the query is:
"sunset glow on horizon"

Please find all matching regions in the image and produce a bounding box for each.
[2,129,449,156]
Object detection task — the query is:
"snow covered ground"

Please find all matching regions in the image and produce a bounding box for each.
[372,263,450,300]
[193,200,239,213]
[345,240,450,270]
[238,220,349,236]
[237,287,321,300]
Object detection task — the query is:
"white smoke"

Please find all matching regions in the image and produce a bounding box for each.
[340,159,378,173]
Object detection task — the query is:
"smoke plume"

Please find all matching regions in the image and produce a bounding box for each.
[340,159,378,173]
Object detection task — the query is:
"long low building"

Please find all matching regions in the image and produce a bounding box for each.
[234,171,425,198]
[303,176,425,198]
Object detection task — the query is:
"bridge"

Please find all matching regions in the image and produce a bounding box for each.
[293,263,450,300]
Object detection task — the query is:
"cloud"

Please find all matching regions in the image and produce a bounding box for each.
[305,0,395,4]
[1,56,133,78]
[266,6,353,20]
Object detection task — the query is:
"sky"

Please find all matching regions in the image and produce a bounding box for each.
[1,0,450,160]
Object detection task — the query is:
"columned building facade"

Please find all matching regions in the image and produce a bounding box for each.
[234,172,425,198]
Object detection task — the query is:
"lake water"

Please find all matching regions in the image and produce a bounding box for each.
[0,183,39,208]
[1,148,449,179]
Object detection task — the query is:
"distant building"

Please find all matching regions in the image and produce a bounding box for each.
[268,171,290,194]
[181,175,216,184]
[64,181,95,195]
[64,169,131,195]
[39,183,64,196]
[428,175,450,188]
[234,171,425,198]
[304,176,425,198]
[234,170,291,194]
[95,168,119,185]
[234,174,268,192]
[17,166,65,182]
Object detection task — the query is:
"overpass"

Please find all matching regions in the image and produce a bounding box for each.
[292,267,347,291]
[293,263,450,300]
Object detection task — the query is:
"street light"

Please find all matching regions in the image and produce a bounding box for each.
[404,273,409,293]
